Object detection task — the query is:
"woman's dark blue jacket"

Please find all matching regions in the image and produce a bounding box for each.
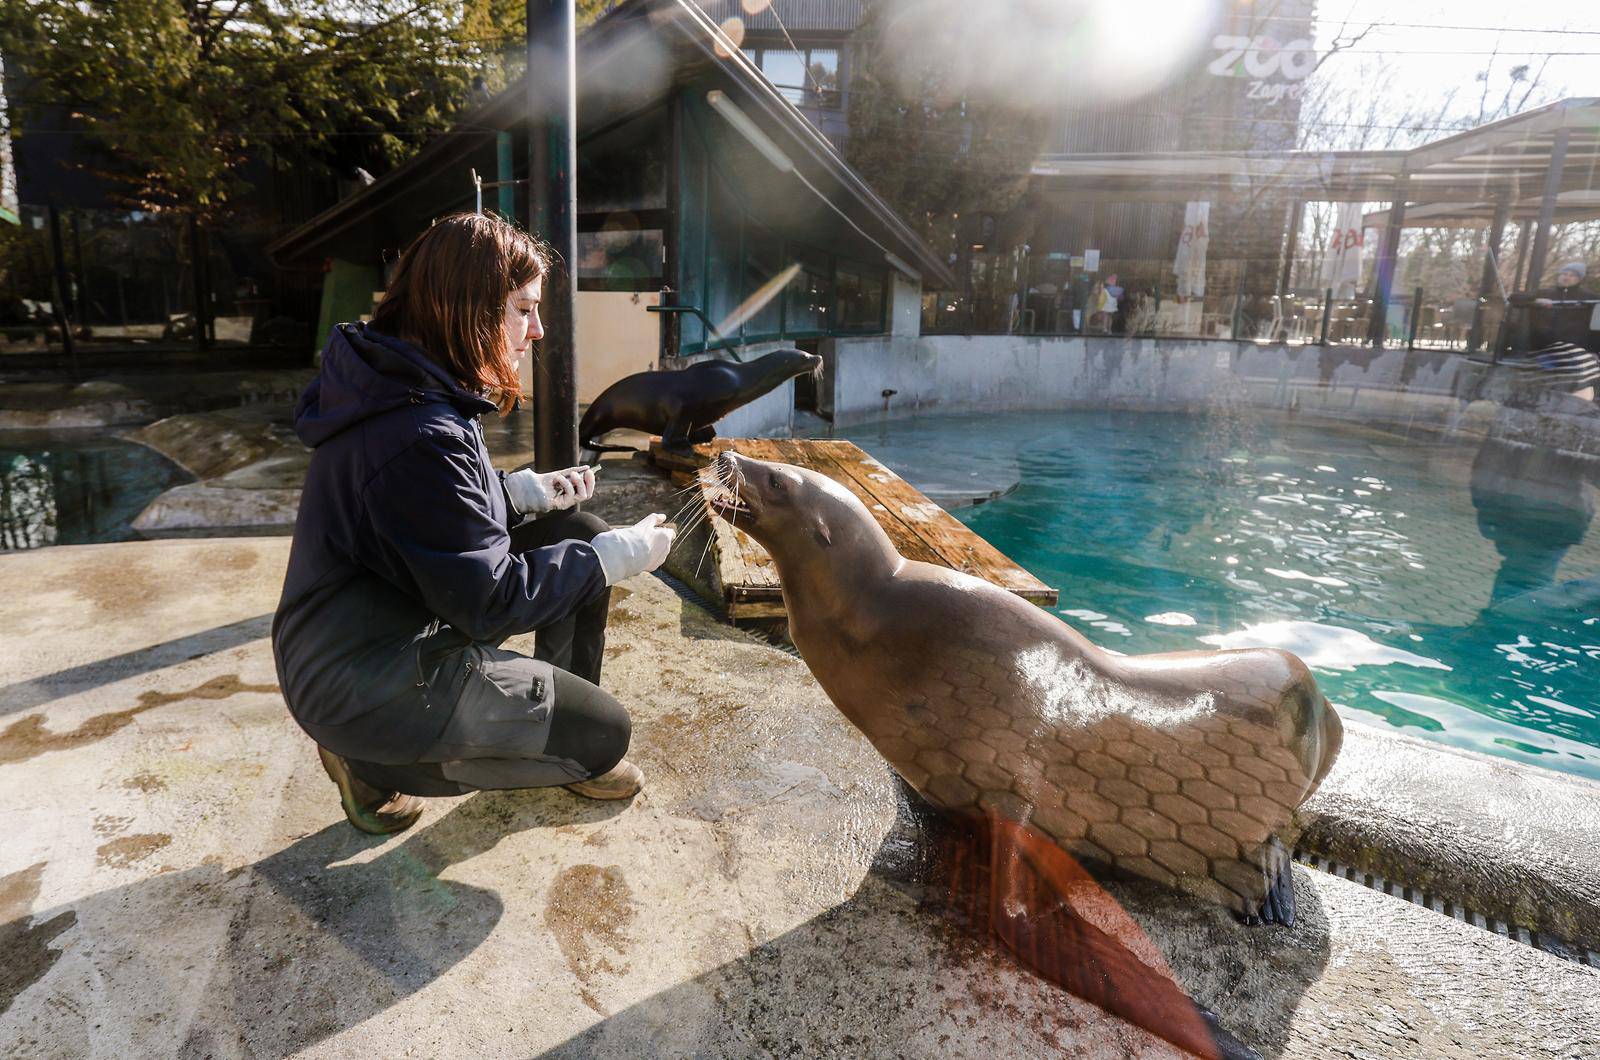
[272,323,607,762]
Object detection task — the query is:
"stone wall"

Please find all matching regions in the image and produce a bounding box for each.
[824,334,1600,457]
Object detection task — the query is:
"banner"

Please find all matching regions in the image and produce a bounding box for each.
[1173,201,1209,300]
[1318,203,1367,299]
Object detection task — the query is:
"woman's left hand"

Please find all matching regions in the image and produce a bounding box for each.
[506,465,596,515]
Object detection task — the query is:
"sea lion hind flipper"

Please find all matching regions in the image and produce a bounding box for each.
[1233,836,1295,928]
[986,816,1258,1060]
[1256,842,1296,927]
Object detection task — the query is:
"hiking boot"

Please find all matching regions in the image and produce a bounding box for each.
[317,745,425,835]
[564,758,644,800]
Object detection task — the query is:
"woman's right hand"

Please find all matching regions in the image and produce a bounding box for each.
[590,514,675,585]
[506,465,595,516]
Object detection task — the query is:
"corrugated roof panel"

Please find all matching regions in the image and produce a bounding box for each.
[692,0,863,34]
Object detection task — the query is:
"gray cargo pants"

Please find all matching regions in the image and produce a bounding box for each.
[349,509,631,797]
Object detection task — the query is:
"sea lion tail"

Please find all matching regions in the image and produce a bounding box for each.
[982,815,1259,1060]
[579,442,637,464]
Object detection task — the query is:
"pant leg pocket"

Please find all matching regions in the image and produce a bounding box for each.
[419,644,557,762]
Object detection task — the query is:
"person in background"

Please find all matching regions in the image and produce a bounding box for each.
[1507,260,1599,400]
[1088,280,1110,333]
[1104,273,1126,334]
[273,213,675,836]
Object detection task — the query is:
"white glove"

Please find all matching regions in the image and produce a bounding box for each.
[590,513,675,585]
[505,465,595,517]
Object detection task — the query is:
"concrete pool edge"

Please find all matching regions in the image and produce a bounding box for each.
[824,335,1600,461]
[1298,718,1600,950]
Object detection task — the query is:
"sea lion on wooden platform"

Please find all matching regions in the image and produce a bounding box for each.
[702,451,1343,920]
[579,348,821,461]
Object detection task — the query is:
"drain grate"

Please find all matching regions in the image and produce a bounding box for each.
[651,574,1600,972]
[1293,849,1599,969]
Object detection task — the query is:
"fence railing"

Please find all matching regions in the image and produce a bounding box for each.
[923,287,1597,359]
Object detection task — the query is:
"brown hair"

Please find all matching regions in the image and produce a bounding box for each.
[370,212,551,414]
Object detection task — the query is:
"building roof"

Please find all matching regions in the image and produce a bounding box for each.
[267,0,951,286]
[1033,97,1600,228]
[692,0,863,35]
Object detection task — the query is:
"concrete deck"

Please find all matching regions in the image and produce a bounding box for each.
[2,537,1597,1058]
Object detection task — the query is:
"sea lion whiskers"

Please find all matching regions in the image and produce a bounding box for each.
[697,458,749,515]
[674,482,724,545]
[666,491,711,542]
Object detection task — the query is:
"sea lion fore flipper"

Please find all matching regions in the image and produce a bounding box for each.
[983,815,1255,1060]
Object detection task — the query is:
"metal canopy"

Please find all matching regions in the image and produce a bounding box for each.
[1032,97,1600,220]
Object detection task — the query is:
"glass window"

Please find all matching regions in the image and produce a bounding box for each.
[805,49,840,109]
[835,260,885,332]
[704,172,742,345]
[760,49,807,105]
[787,248,832,334]
[740,226,784,340]
[577,228,662,291]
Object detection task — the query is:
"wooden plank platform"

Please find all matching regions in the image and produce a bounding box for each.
[650,438,1058,621]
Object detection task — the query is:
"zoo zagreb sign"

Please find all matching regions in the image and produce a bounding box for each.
[1207,35,1317,105]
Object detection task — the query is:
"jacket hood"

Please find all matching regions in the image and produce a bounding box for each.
[295,323,499,447]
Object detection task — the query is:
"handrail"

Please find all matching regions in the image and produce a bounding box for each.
[646,303,747,361]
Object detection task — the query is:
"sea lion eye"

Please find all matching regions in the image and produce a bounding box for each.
[769,472,783,489]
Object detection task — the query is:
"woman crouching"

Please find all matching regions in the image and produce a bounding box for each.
[273,213,673,834]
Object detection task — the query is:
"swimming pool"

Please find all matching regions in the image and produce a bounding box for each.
[836,410,1600,781]
[0,431,191,550]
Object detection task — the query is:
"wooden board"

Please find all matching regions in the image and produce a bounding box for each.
[650,437,1058,620]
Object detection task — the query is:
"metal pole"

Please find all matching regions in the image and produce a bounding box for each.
[1510,221,1532,291]
[1277,199,1304,299]
[1319,287,1332,346]
[661,94,681,367]
[1525,127,1570,292]
[188,216,208,352]
[527,0,579,470]
[1368,175,1407,349]
[69,211,90,331]
[46,204,79,375]
[1468,195,1512,353]
[496,132,517,219]
[1406,286,1423,350]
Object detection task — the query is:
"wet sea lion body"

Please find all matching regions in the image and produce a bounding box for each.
[704,452,1343,920]
[579,348,821,461]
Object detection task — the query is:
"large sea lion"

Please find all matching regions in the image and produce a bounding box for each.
[703,452,1343,921]
[579,348,821,461]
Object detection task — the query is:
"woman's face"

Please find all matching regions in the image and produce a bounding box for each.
[501,276,545,371]
[1557,268,1582,288]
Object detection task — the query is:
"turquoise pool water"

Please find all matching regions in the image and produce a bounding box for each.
[838,411,1600,781]
[0,431,190,550]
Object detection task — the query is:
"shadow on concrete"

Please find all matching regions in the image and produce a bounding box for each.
[2,787,628,1056]
[540,787,1331,1059]
[0,614,273,717]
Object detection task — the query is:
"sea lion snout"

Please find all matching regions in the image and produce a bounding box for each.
[768,347,823,377]
[706,453,796,525]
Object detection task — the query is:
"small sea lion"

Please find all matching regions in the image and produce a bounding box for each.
[579,348,821,461]
[703,452,1343,920]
